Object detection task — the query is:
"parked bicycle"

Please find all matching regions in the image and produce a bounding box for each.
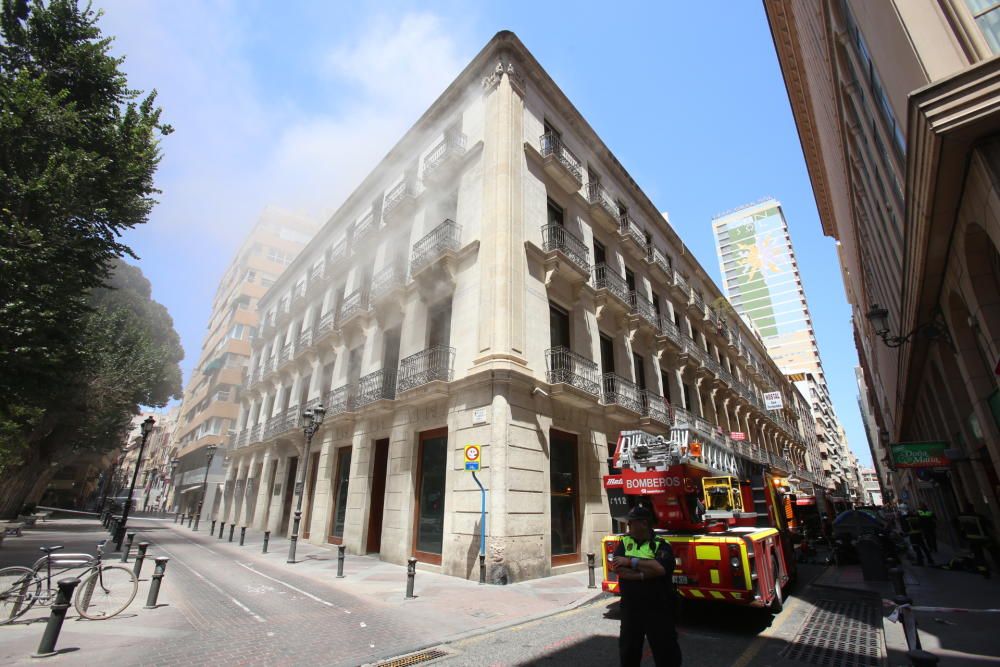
[0,542,138,624]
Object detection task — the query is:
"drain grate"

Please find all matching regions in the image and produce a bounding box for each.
[373,648,451,667]
[782,599,883,667]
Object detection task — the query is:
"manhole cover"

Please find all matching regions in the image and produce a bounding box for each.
[782,599,883,666]
[373,648,452,667]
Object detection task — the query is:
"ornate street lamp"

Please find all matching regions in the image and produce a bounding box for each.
[193,444,218,531]
[115,415,155,550]
[865,304,952,348]
[288,405,325,563]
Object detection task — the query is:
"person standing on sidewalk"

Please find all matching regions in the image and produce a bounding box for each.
[611,505,682,667]
[903,509,934,566]
[917,503,938,554]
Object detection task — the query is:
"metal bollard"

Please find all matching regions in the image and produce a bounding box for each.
[587,552,597,589]
[907,649,940,667]
[889,567,906,596]
[133,542,149,578]
[144,557,170,609]
[228,524,235,542]
[181,513,186,526]
[479,554,486,585]
[239,527,246,546]
[262,531,270,553]
[211,520,216,534]
[337,544,345,578]
[32,577,80,658]
[187,514,194,528]
[121,532,136,563]
[175,512,180,524]
[109,517,117,536]
[218,522,225,539]
[405,556,417,599]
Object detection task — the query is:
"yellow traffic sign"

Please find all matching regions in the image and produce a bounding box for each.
[464,445,480,471]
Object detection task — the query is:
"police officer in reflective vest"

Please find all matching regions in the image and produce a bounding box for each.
[611,505,682,666]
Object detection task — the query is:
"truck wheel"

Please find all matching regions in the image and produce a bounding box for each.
[768,561,784,614]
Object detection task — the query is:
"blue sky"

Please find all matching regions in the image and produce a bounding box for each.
[95,1,871,466]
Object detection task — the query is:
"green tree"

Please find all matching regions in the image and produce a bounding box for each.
[0,260,183,517]
[0,0,176,515]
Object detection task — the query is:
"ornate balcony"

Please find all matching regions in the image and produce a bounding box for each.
[618,214,646,260]
[307,263,326,294]
[276,296,291,325]
[586,182,619,233]
[423,134,467,186]
[234,429,250,449]
[545,347,600,405]
[397,345,455,395]
[260,311,277,337]
[539,133,583,195]
[538,223,589,286]
[593,264,631,322]
[411,219,461,277]
[668,270,689,301]
[370,262,406,306]
[338,288,370,330]
[354,369,397,411]
[646,245,672,282]
[641,390,672,430]
[383,179,418,223]
[326,385,357,418]
[328,238,349,267]
[297,329,313,354]
[656,314,683,353]
[290,283,307,310]
[248,423,263,444]
[629,291,659,334]
[601,373,644,420]
[315,310,339,344]
[352,210,378,249]
[276,343,293,370]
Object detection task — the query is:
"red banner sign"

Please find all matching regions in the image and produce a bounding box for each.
[606,469,684,495]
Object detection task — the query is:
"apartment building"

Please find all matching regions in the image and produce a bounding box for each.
[712,199,855,498]
[169,209,316,518]
[227,31,824,583]
[765,0,1000,533]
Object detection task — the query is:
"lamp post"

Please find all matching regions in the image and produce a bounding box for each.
[865,304,953,348]
[288,406,325,563]
[116,416,155,550]
[193,445,218,531]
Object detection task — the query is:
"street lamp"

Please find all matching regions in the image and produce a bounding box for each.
[193,444,218,531]
[288,405,325,563]
[115,415,155,550]
[865,304,953,348]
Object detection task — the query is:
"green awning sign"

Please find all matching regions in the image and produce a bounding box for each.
[890,442,950,468]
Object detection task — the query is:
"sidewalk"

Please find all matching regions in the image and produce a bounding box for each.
[812,541,1000,666]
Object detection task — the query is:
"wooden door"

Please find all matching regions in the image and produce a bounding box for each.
[366,439,390,553]
[302,451,320,539]
[328,447,352,544]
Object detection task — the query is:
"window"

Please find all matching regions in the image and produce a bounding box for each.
[267,248,291,266]
[594,239,606,266]
[549,304,570,350]
[547,198,564,227]
[660,368,671,402]
[633,353,646,390]
[965,0,1000,53]
[624,268,636,293]
[328,447,352,544]
[429,299,452,348]
[600,334,615,375]
[550,429,579,564]
[414,429,448,563]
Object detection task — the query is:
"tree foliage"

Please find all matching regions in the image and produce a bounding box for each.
[0,0,178,514]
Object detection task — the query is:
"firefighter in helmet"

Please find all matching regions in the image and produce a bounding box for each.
[611,505,683,666]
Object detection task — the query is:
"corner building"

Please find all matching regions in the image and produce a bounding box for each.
[230,32,822,582]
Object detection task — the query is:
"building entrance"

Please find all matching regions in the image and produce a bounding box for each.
[279,456,298,535]
[366,439,390,553]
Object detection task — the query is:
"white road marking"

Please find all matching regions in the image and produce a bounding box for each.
[153,545,266,624]
[234,561,352,613]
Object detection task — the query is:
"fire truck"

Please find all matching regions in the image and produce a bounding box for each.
[601,430,797,612]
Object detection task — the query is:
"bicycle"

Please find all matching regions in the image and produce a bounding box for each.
[0,542,138,624]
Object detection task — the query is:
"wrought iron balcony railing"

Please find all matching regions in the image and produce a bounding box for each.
[658,315,682,344]
[353,210,378,245]
[309,263,324,286]
[370,263,406,303]
[249,423,263,444]
[539,132,583,183]
[329,238,349,264]
[317,310,337,337]
[586,182,617,219]
[545,347,600,396]
[601,373,643,413]
[672,270,689,292]
[593,264,630,305]
[619,214,645,247]
[397,345,455,393]
[541,223,589,272]
[326,385,356,416]
[339,288,369,323]
[354,369,397,409]
[384,179,417,218]
[642,390,671,426]
[629,291,659,328]
[647,245,672,275]
[264,414,285,439]
[411,219,461,273]
[297,329,313,351]
[424,134,467,177]
[235,429,250,448]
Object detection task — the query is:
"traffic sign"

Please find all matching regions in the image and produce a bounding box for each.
[464,445,480,471]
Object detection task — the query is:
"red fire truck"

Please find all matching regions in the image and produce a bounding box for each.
[601,430,796,612]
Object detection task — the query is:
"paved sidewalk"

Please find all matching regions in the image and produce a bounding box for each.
[812,542,1000,666]
[0,513,604,665]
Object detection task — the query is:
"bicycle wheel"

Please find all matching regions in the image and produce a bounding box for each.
[74,565,138,620]
[0,566,41,625]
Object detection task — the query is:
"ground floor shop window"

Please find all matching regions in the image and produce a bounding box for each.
[328,447,352,544]
[414,428,448,564]
[550,429,580,565]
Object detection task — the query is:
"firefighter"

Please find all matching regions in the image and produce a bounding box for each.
[611,505,682,667]
[903,508,933,566]
[917,503,937,554]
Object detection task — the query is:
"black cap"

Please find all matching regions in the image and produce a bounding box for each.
[625,505,655,523]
